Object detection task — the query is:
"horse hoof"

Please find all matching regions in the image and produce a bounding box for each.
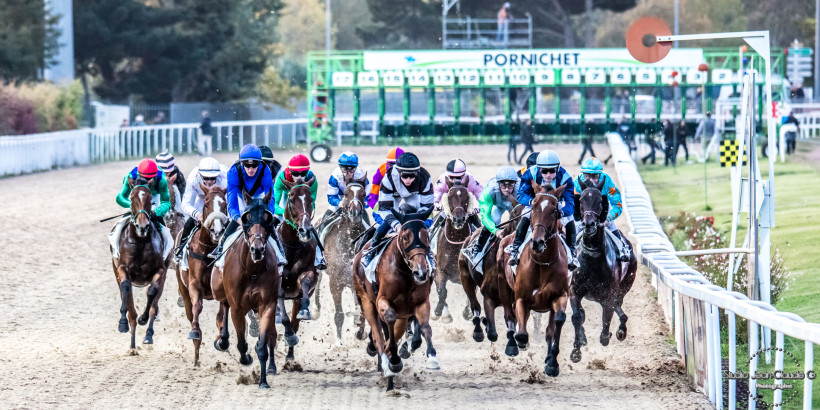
[137,314,149,326]
[366,342,378,357]
[441,314,453,324]
[388,359,403,374]
[472,330,485,343]
[600,332,612,346]
[616,328,627,341]
[505,342,519,357]
[143,335,153,345]
[430,314,440,321]
[570,349,582,363]
[285,334,299,347]
[188,330,202,340]
[240,354,253,366]
[381,354,397,377]
[544,364,560,377]
[514,333,529,349]
[296,309,312,321]
[248,320,259,338]
[579,334,588,347]
[177,296,185,307]
[118,319,129,333]
[268,365,277,376]
[355,328,366,341]
[487,330,498,343]
[214,339,229,352]
[259,382,270,389]
[426,356,440,370]
[463,305,473,321]
[399,342,411,359]
[410,338,422,352]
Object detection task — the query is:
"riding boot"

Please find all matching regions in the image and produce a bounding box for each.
[605,227,630,262]
[311,228,327,270]
[271,228,288,267]
[174,217,198,262]
[468,213,482,230]
[507,216,530,266]
[362,222,391,266]
[208,219,239,259]
[472,227,492,259]
[565,220,579,269]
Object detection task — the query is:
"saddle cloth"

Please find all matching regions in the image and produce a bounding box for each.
[109,217,174,261]
[460,234,497,275]
[362,233,396,283]
[319,214,370,243]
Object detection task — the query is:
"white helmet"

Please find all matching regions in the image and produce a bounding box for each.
[495,166,518,182]
[198,157,221,178]
[535,150,560,168]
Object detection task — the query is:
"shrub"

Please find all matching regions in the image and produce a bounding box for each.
[0,80,83,135]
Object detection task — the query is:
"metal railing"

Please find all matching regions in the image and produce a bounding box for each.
[608,131,819,409]
[1,119,307,177]
[443,14,532,49]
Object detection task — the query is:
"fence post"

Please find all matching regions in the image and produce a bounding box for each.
[251,125,257,147]
[187,127,192,154]
[265,126,270,147]
[239,125,244,149]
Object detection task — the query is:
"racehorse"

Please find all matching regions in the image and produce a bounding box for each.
[458,201,522,351]
[498,185,569,376]
[432,183,477,323]
[569,185,637,363]
[353,209,438,392]
[320,174,369,344]
[110,185,171,349]
[176,185,228,366]
[164,173,186,240]
[210,191,280,388]
[277,180,321,361]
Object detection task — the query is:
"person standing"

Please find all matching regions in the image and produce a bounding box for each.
[641,120,661,165]
[785,112,800,155]
[578,121,597,164]
[198,110,213,157]
[695,111,716,152]
[675,119,690,163]
[663,119,675,166]
[507,119,519,165]
[517,118,534,164]
[496,2,511,44]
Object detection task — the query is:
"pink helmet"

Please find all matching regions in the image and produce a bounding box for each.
[446,158,466,177]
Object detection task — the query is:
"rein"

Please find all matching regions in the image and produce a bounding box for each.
[284,184,314,231]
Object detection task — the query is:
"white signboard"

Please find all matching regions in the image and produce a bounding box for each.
[534,69,555,85]
[585,68,606,85]
[484,70,505,86]
[660,68,680,85]
[363,48,704,71]
[686,69,706,84]
[433,70,455,86]
[407,70,429,87]
[610,68,631,85]
[508,70,530,85]
[382,70,404,87]
[357,71,379,87]
[458,70,480,86]
[712,68,734,84]
[561,69,581,85]
[332,72,354,87]
[635,68,656,84]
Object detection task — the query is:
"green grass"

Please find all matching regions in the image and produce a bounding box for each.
[638,144,820,407]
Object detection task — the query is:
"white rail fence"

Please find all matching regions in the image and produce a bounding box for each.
[1,119,307,177]
[608,132,819,409]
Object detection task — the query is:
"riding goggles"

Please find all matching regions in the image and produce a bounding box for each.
[498,180,516,188]
[400,172,417,180]
[291,170,309,178]
[242,160,259,169]
[539,167,558,175]
[202,176,217,182]
[340,165,356,172]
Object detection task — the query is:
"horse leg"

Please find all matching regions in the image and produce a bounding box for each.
[544,295,568,377]
[177,270,193,322]
[513,299,530,350]
[502,298,519,357]
[439,278,452,324]
[188,285,204,341]
[247,310,259,338]
[142,270,166,344]
[432,269,446,321]
[397,318,413,359]
[415,300,439,370]
[600,303,615,347]
[360,298,386,371]
[614,302,628,341]
[278,291,299,348]
[410,316,422,352]
[461,273,483,342]
[569,295,587,363]
[354,295,367,341]
[287,299,303,361]
[126,288,138,350]
[482,297,497,343]
[117,275,132,334]
[312,275,322,320]
[296,276,312,320]
[230,308,253,366]
[377,299,402,375]
[214,302,230,351]
[331,278,345,345]
[255,305,278,389]
[137,270,162,326]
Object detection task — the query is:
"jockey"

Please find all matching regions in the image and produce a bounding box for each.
[507,150,578,269]
[155,150,186,197]
[432,158,483,230]
[173,157,228,262]
[113,158,174,249]
[319,151,370,226]
[517,151,539,178]
[575,157,630,262]
[273,154,326,271]
[361,152,434,266]
[209,144,284,264]
[259,146,283,178]
[468,166,519,259]
[367,146,404,224]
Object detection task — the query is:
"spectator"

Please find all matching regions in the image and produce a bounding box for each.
[133,115,146,126]
[675,119,690,163]
[198,110,213,157]
[785,112,800,155]
[663,119,675,166]
[578,121,597,164]
[151,112,167,125]
[517,118,535,164]
[496,2,511,44]
[694,111,716,144]
[507,118,519,164]
[120,119,129,128]
[641,120,662,165]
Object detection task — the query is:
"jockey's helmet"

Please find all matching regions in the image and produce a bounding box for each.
[525,152,539,168]
[386,147,405,164]
[137,158,159,178]
[198,157,221,178]
[581,157,603,175]
[395,152,420,172]
[446,159,466,177]
[536,150,560,169]
[155,151,175,174]
[496,166,518,182]
[338,151,359,167]
[239,144,262,162]
[288,154,311,172]
[259,146,274,162]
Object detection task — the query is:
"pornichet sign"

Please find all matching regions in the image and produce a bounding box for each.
[362,49,703,71]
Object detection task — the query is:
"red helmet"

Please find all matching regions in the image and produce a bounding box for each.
[137,158,159,178]
[288,154,311,171]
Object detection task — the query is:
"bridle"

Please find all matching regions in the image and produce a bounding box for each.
[530,192,561,265]
[340,182,365,217]
[284,184,314,231]
[396,219,432,277]
[129,185,153,229]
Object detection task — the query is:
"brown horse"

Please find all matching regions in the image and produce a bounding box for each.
[498,185,569,376]
[176,185,228,366]
[320,174,370,344]
[110,185,171,349]
[353,210,438,392]
[569,186,637,363]
[210,191,280,388]
[164,172,186,239]
[277,180,321,361]
[432,184,477,323]
[459,202,522,352]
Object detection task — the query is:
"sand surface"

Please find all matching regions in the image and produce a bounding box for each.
[0,143,710,409]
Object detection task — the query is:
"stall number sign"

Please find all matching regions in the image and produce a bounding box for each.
[585,68,606,85]
[712,69,734,84]
[433,70,455,86]
[358,71,379,87]
[484,70,505,86]
[407,70,429,86]
[332,72,354,87]
[610,68,631,85]
[508,70,530,85]
[459,70,480,86]
[561,69,581,85]
[635,68,656,84]
[382,71,404,87]
[534,69,555,85]
[686,69,706,84]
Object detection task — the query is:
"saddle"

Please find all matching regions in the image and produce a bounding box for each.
[361,233,397,284]
[108,217,174,261]
[460,234,497,275]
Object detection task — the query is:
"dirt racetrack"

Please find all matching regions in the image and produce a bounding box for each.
[0,143,711,409]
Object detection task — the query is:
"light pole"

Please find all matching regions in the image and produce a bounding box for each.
[326,0,331,56]
[815,0,819,100]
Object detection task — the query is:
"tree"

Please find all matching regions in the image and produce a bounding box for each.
[358,0,441,49]
[0,0,60,83]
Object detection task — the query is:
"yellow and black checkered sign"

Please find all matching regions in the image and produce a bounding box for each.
[720,140,747,167]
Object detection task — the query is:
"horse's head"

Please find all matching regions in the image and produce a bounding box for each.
[339,173,367,222]
[391,209,433,284]
[129,185,153,238]
[202,185,229,242]
[443,185,476,230]
[579,186,608,237]
[241,189,274,263]
[283,178,315,242]
[530,185,565,253]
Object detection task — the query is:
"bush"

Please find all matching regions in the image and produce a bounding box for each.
[0,80,83,135]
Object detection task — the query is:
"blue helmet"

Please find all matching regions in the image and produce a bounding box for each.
[581,157,603,174]
[239,144,262,161]
[338,151,359,167]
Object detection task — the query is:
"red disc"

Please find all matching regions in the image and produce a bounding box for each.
[625,17,673,64]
